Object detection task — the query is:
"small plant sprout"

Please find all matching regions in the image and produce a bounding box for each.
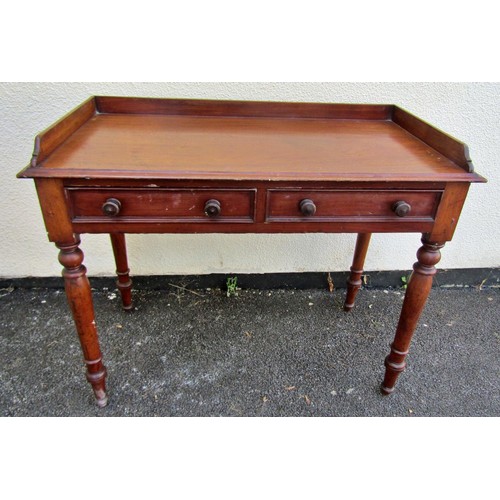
[401,274,411,289]
[226,276,238,297]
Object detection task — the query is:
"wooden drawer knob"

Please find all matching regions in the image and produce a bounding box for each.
[102,198,122,216]
[392,200,411,217]
[300,199,316,216]
[204,199,221,217]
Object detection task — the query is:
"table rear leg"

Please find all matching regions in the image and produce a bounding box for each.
[57,237,108,407]
[344,233,372,312]
[381,236,445,394]
[110,233,133,311]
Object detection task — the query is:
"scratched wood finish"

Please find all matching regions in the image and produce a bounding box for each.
[34,179,74,242]
[57,237,108,407]
[428,182,471,242]
[68,187,256,221]
[63,181,454,235]
[266,189,441,221]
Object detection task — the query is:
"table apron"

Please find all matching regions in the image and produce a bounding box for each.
[70,220,436,234]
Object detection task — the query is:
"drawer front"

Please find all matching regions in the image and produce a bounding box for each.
[266,189,442,222]
[68,188,256,222]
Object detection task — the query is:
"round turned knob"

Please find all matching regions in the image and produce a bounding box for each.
[392,201,411,217]
[204,199,221,217]
[102,198,121,216]
[300,199,316,216]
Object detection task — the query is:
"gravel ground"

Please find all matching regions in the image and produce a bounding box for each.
[0,285,498,417]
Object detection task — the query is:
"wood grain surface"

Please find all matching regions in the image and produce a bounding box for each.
[34,114,474,182]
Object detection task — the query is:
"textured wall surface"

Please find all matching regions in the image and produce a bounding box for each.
[1,82,498,278]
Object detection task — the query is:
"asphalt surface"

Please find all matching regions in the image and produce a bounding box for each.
[1,283,498,417]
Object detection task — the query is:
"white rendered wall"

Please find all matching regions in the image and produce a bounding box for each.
[0,82,498,278]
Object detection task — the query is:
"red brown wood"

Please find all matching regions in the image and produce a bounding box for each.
[26,115,474,182]
[344,233,372,312]
[68,187,256,222]
[266,189,441,222]
[428,182,471,241]
[57,237,107,407]
[17,97,486,406]
[110,233,133,311]
[381,237,445,394]
[392,106,474,172]
[31,97,96,167]
[95,96,393,120]
[18,97,486,183]
[34,179,74,242]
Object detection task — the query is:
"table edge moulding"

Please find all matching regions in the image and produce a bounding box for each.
[17,96,486,407]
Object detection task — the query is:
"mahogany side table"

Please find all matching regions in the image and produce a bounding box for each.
[17,97,486,407]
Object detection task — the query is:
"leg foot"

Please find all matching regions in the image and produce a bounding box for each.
[380,344,409,395]
[380,384,395,396]
[86,364,108,407]
[381,236,445,394]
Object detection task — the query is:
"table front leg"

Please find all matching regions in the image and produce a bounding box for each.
[381,236,445,395]
[57,237,108,407]
[344,233,372,311]
[110,233,133,311]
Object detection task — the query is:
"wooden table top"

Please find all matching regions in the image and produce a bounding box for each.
[18,97,485,184]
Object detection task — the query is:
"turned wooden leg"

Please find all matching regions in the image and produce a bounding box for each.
[57,237,108,407]
[344,233,372,312]
[110,233,133,311]
[381,236,445,395]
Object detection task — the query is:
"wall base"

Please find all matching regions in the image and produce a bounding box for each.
[1,268,498,291]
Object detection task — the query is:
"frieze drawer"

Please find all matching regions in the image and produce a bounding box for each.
[266,189,442,222]
[67,188,256,223]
